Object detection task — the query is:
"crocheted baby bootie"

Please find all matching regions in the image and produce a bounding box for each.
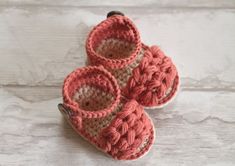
[58,66,155,160]
[86,11,179,108]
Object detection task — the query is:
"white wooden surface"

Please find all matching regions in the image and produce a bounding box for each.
[0,1,235,166]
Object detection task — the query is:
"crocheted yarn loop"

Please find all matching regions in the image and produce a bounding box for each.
[86,15,141,69]
[62,66,121,119]
[98,100,152,160]
[124,46,177,106]
[70,115,83,130]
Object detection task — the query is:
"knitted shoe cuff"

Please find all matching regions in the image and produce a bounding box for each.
[86,15,141,69]
[62,66,121,118]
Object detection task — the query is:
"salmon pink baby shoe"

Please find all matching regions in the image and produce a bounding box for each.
[58,66,155,160]
[86,11,179,108]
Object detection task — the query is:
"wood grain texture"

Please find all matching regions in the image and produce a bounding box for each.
[0,3,235,166]
[0,0,235,8]
[0,7,235,90]
[0,89,235,165]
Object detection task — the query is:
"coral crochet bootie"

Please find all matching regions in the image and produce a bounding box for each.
[58,66,155,160]
[86,11,179,108]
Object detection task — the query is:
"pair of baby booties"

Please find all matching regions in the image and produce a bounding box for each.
[58,11,179,160]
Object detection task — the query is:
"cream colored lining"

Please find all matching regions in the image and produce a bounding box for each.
[96,38,144,88]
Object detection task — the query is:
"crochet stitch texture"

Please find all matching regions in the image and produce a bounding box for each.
[61,66,154,160]
[86,15,179,107]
